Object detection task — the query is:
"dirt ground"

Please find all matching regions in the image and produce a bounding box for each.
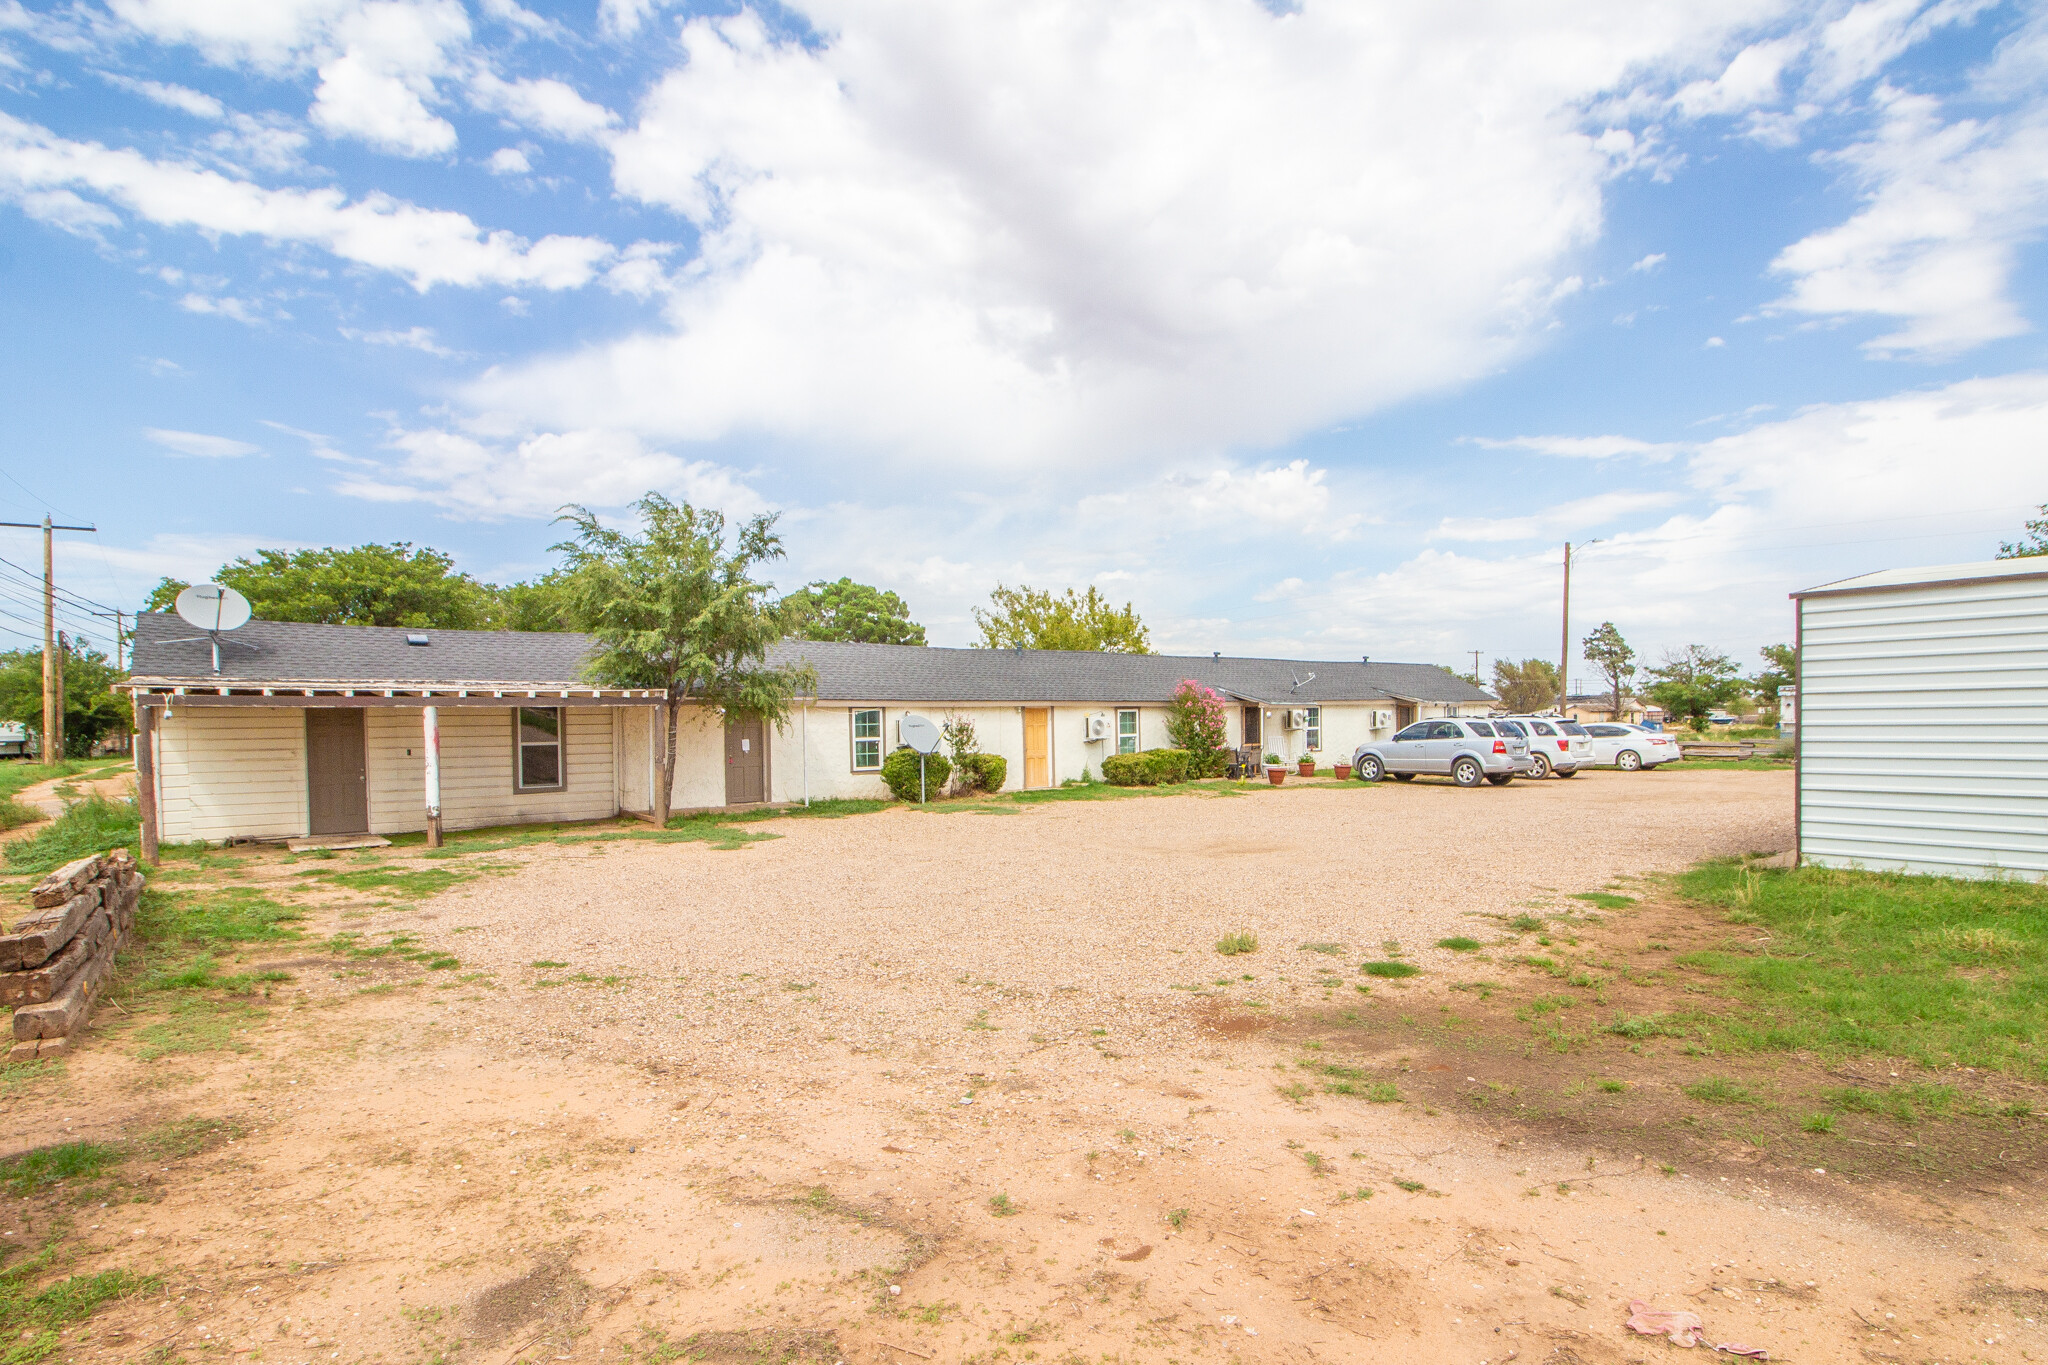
[5,768,2045,1365]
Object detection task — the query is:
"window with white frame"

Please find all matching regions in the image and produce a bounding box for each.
[1305,706,1322,751]
[1117,708,1139,754]
[515,706,564,791]
[851,709,883,770]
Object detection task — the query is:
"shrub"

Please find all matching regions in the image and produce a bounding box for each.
[1215,931,1259,956]
[1166,681,1231,777]
[1102,749,1192,786]
[881,746,952,802]
[955,752,1008,792]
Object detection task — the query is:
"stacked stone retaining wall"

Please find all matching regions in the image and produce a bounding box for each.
[2,850,143,1060]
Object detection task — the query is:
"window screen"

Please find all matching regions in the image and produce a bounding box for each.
[1117,709,1138,754]
[852,709,883,770]
[516,706,563,791]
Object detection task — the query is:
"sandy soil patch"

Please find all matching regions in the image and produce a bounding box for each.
[3,769,2042,1364]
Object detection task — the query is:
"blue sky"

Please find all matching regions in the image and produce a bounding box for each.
[3,0,2046,688]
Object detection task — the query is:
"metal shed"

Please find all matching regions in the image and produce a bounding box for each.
[1792,557,2048,878]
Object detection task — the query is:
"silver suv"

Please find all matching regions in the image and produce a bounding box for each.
[1352,718,1529,787]
[1495,715,1592,778]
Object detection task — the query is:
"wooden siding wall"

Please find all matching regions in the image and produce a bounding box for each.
[365,707,618,834]
[157,708,308,843]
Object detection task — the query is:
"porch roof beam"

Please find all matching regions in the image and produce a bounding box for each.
[127,692,667,709]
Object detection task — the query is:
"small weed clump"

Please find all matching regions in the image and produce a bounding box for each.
[1683,1076,1763,1107]
[0,1142,121,1197]
[1215,932,1259,957]
[1572,892,1636,910]
[1362,961,1420,979]
[1436,936,1481,952]
[987,1193,1019,1217]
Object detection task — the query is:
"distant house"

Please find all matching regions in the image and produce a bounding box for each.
[1792,556,2048,878]
[1560,694,1658,725]
[121,614,1493,851]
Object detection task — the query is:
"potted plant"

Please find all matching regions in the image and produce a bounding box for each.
[1265,753,1286,785]
[1297,754,1317,777]
[1333,759,1352,780]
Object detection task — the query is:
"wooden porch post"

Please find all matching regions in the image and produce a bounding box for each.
[134,698,159,866]
[422,705,442,849]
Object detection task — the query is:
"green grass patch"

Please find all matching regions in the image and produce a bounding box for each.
[1361,960,1419,979]
[1298,941,1345,956]
[1682,1076,1763,1107]
[0,1267,156,1355]
[131,997,261,1059]
[1674,860,2048,1079]
[1435,936,1481,952]
[1508,913,1546,933]
[1214,932,1259,957]
[0,799,43,833]
[1571,892,1636,910]
[0,1143,121,1197]
[0,759,123,803]
[2,796,138,875]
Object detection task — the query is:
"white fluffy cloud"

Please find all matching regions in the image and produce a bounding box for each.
[143,427,263,457]
[0,111,615,290]
[465,1,1795,470]
[1469,434,1677,459]
[335,424,764,521]
[1767,11,2048,356]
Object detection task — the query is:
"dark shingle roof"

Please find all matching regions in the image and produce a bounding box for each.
[129,611,594,685]
[128,612,1493,705]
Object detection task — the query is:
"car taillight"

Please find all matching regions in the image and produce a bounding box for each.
[1557,740,1568,750]
[1493,741,1506,754]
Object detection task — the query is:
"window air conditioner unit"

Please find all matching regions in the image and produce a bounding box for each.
[1371,709,1392,729]
[1083,712,1112,741]
[1284,708,1308,730]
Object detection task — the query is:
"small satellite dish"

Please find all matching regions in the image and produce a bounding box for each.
[175,583,252,633]
[898,713,943,755]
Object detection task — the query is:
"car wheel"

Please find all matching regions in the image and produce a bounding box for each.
[1357,754,1383,782]
[1453,757,1483,787]
[1487,774,1513,785]
[1529,752,1551,780]
[1392,772,1415,782]
[1617,749,1643,771]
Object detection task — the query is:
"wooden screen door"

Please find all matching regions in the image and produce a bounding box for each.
[1242,706,1262,748]
[725,716,766,805]
[306,709,369,835]
[1022,708,1051,788]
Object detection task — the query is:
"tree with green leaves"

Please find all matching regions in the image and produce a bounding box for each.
[554,494,815,825]
[972,584,1150,653]
[1751,642,1798,710]
[1490,658,1560,713]
[144,543,500,629]
[1643,644,1746,727]
[1998,503,2047,558]
[780,578,926,645]
[0,641,128,757]
[1580,622,1636,719]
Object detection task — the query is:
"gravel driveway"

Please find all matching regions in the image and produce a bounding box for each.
[419,769,1792,1059]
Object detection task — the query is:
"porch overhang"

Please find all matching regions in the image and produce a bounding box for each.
[123,681,669,708]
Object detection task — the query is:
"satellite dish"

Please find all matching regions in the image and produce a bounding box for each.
[898,713,943,755]
[175,583,252,633]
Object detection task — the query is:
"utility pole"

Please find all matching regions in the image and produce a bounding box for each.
[1560,542,1571,709]
[1470,649,1482,682]
[1561,539,1603,711]
[0,516,99,764]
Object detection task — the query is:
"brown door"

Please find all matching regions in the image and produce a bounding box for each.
[306,709,369,835]
[1022,708,1050,788]
[1242,706,1262,748]
[725,716,766,805]
[1395,703,1416,730]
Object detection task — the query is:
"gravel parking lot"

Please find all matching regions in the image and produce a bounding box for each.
[426,768,1795,1058]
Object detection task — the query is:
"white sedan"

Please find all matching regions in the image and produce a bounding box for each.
[1580,723,1681,770]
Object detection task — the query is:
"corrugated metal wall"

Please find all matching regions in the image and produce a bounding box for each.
[1800,575,2048,877]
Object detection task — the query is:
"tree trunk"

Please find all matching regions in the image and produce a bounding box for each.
[656,693,681,826]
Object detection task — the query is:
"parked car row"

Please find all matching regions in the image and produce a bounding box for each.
[1350,717,1678,788]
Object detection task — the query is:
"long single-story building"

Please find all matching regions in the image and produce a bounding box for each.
[123,612,1494,850]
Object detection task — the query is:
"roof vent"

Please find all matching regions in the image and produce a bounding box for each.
[1361,655,1370,665]
[1213,651,1220,661]
[406,633,430,647]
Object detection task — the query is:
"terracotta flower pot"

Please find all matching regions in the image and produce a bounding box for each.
[1298,759,1316,776]
[1333,762,1352,780]
[1267,768,1287,785]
